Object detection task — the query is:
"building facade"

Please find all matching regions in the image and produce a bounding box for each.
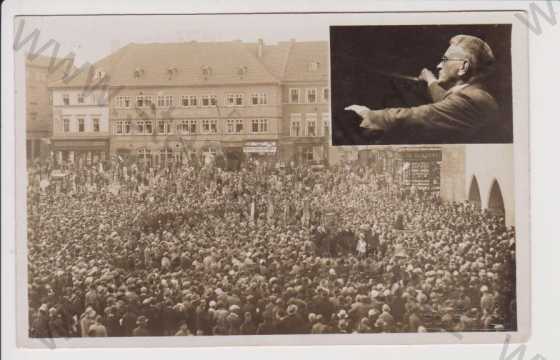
[47,40,333,167]
[278,41,330,164]
[50,88,110,165]
[25,55,67,161]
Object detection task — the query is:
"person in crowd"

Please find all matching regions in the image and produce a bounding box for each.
[27,155,516,337]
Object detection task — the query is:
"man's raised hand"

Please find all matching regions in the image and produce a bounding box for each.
[344,105,371,120]
[418,68,437,85]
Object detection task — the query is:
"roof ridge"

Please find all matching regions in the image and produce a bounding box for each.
[280,41,295,80]
[241,42,281,83]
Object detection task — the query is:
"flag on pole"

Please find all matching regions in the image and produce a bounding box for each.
[266,198,274,224]
[250,201,255,223]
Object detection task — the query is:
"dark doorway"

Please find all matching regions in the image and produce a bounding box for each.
[488,179,505,217]
[468,175,482,208]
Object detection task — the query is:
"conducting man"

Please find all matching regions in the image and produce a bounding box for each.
[345,35,499,143]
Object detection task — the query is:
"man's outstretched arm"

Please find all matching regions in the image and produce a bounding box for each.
[359,91,490,134]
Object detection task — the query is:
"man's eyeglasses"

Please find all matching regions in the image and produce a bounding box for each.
[440,56,467,63]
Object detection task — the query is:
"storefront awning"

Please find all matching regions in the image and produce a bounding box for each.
[52,139,109,151]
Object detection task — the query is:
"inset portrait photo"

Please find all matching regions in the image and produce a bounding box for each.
[330,25,513,145]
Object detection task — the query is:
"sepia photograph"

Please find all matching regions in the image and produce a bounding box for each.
[7,10,529,349]
[331,25,514,145]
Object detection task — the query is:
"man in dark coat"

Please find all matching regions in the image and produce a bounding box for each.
[346,34,501,144]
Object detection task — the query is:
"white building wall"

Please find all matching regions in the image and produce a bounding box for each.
[51,89,110,136]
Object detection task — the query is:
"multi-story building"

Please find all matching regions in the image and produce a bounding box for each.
[25,55,67,161]
[278,41,330,164]
[48,39,331,167]
[49,48,126,165]
[106,41,285,167]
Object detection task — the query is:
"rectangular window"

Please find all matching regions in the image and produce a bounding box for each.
[116,96,130,108]
[226,94,243,106]
[303,148,314,162]
[252,119,259,133]
[136,121,144,134]
[251,93,267,105]
[235,119,243,133]
[289,88,299,104]
[77,93,84,104]
[157,95,165,107]
[145,120,153,134]
[210,119,217,133]
[306,88,317,104]
[158,120,171,134]
[124,120,131,134]
[210,95,217,106]
[136,95,153,108]
[227,119,243,133]
[181,96,189,107]
[93,118,100,132]
[306,113,317,136]
[115,121,123,135]
[63,118,70,133]
[202,119,210,133]
[63,94,70,105]
[258,119,268,133]
[201,96,210,107]
[78,118,85,132]
[190,96,197,107]
[145,96,153,107]
[321,113,330,137]
[189,120,197,133]
[290,113,302,137]
[226,119,234,133]
[156,95,174,107]
[179,120,189,133]
[322,88,329,103]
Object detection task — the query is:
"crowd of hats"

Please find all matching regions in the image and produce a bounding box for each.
[26,159,516,337]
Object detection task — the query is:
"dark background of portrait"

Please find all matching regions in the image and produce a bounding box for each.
[330,24,513,145]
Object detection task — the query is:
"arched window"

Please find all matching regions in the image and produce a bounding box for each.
[488,179,505,217]
[468,175,481,208]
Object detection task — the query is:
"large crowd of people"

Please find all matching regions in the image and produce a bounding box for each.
[27,154,517,338]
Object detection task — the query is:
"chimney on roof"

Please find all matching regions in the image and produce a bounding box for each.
[257,38,264,58]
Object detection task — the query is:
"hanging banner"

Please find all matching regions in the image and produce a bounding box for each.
[243,142,277,154]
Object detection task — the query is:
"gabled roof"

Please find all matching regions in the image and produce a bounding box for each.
[48,40,329,89]
[117,41,284,87]
[48,44,131,88]
[243,41,292,80]
[281,41,328,83]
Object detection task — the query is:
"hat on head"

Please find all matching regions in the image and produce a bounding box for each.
[287,304,298,316]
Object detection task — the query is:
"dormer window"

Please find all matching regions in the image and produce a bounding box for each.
[201,65,213,77]
[308,61,320,72]
[237,66,248,77]
[134,67,145,78]
[167,67,178,80]
[95,70,106,80]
